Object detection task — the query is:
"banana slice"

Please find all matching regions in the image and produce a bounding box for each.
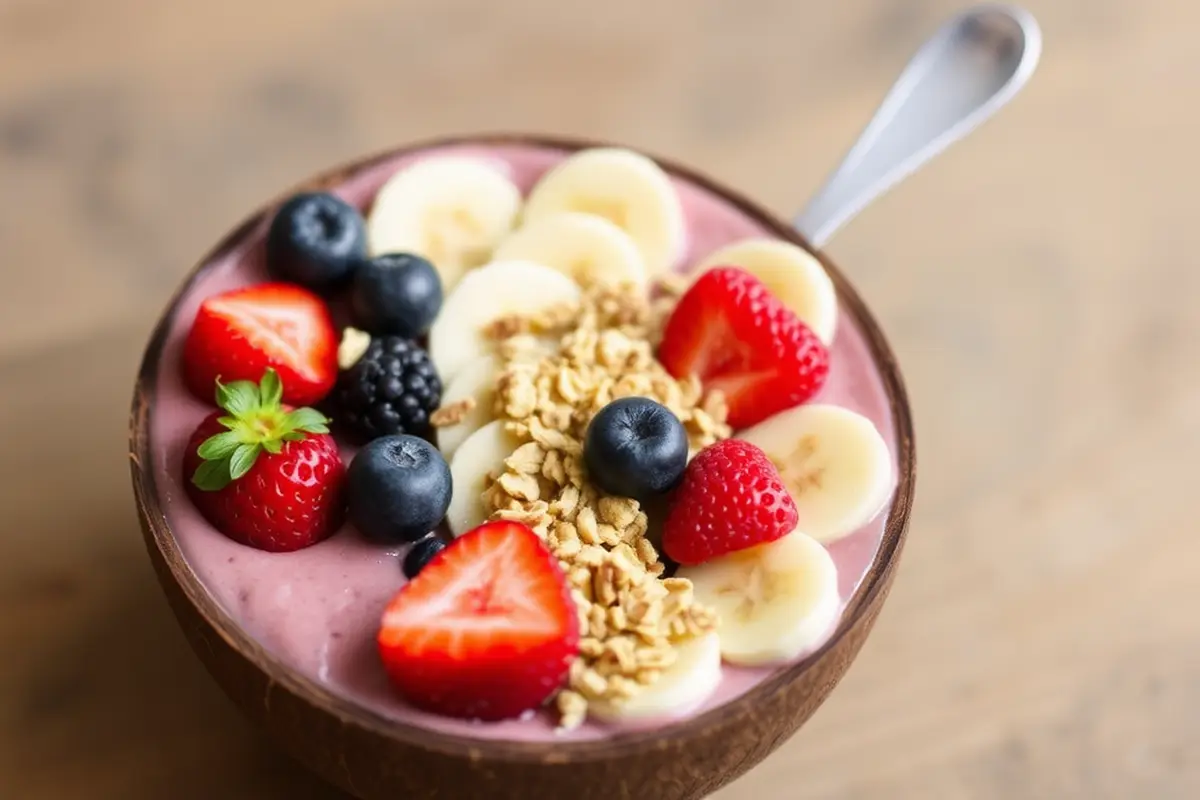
[679,531,840,666]
[522,148,685,276]
[692,238,838,345]
[428,260,582,384]
[336,327,371,370]
[366,157,522,292]
[436,355,500,460]
[738,404,893,543]
[589,633,722,723]
[446,420,521,536]
[492,212,648,288]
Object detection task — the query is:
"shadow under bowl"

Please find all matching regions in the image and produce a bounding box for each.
[128,133,916,800]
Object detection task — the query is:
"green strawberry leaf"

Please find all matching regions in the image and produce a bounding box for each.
[260,369,283,409]
[195,370,336,492]
[196,430,242,460]
[216,378,260,417]
[192,458,232,492]
[229,443,261,480]
[285,408,331,435]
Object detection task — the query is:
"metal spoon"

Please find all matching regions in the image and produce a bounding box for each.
[795,4,1042,248]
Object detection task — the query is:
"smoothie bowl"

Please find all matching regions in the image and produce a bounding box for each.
[129,134,914,800]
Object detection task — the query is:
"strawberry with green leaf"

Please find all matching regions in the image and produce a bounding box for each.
[183,369,347,552]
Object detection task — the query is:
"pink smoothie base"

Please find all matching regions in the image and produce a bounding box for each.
[149,142,897,742]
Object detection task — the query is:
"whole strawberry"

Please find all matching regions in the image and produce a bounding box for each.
[662,438,798,566]
[658,267,829,429]
[183,369,346,552]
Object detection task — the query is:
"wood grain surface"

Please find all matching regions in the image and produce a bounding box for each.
[1,0,1197,798]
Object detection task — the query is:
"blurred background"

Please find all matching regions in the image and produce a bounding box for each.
[2,0,1197,798]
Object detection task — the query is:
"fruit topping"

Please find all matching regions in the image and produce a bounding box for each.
[171,142,890,730]
[348,252,443,338]
[266,192,367,292]
[402,534,447,580]
[430,354,499,461]
[492,211,648,288]
[346,435,451,544]
[588,632,722,722]
[661,439,798,566]
[583,397,688,501]
[738,404,894,543]
[183,369,346,552]
[182,282,339,407]
[522,148,686,275]
[367,157,522,293]
[657,266,830,429]
[445,420,521,536]
[691,237,838,345]
[377,521,580,721]
[428,259,581,384]
[678,530,840,666]
[332,336,442,442]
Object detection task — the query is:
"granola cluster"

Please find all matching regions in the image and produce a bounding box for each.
[435,279,730,729]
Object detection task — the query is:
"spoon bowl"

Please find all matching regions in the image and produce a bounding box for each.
[130,132,915,800]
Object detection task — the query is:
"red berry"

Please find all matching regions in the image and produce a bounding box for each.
[182,282,338,407]
[662,439,798,566]
[378,521,580,721]
[658,266,829,428]
[182,370,346,552]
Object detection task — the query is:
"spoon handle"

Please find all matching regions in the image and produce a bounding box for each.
[795,4,1042,248]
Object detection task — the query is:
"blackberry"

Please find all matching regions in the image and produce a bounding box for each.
[334,336,441,443]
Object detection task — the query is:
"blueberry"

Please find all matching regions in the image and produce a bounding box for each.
[584,397,688,501]
[347,435,451,543]
[266,192,367,292]
[403,534,447,579]
[348,253,443,338]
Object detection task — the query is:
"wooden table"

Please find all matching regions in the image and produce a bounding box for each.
[2,0,1196,797]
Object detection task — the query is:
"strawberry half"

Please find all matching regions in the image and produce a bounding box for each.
[658,266,830,429]
[182,282,338,407]
[378,521,580,721]
[662,438,798,565]
[183,369,346,552]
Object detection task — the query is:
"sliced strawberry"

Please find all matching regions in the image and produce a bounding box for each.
[658,266,829,428]
[378,521,579,721]
[182,282,338,407]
